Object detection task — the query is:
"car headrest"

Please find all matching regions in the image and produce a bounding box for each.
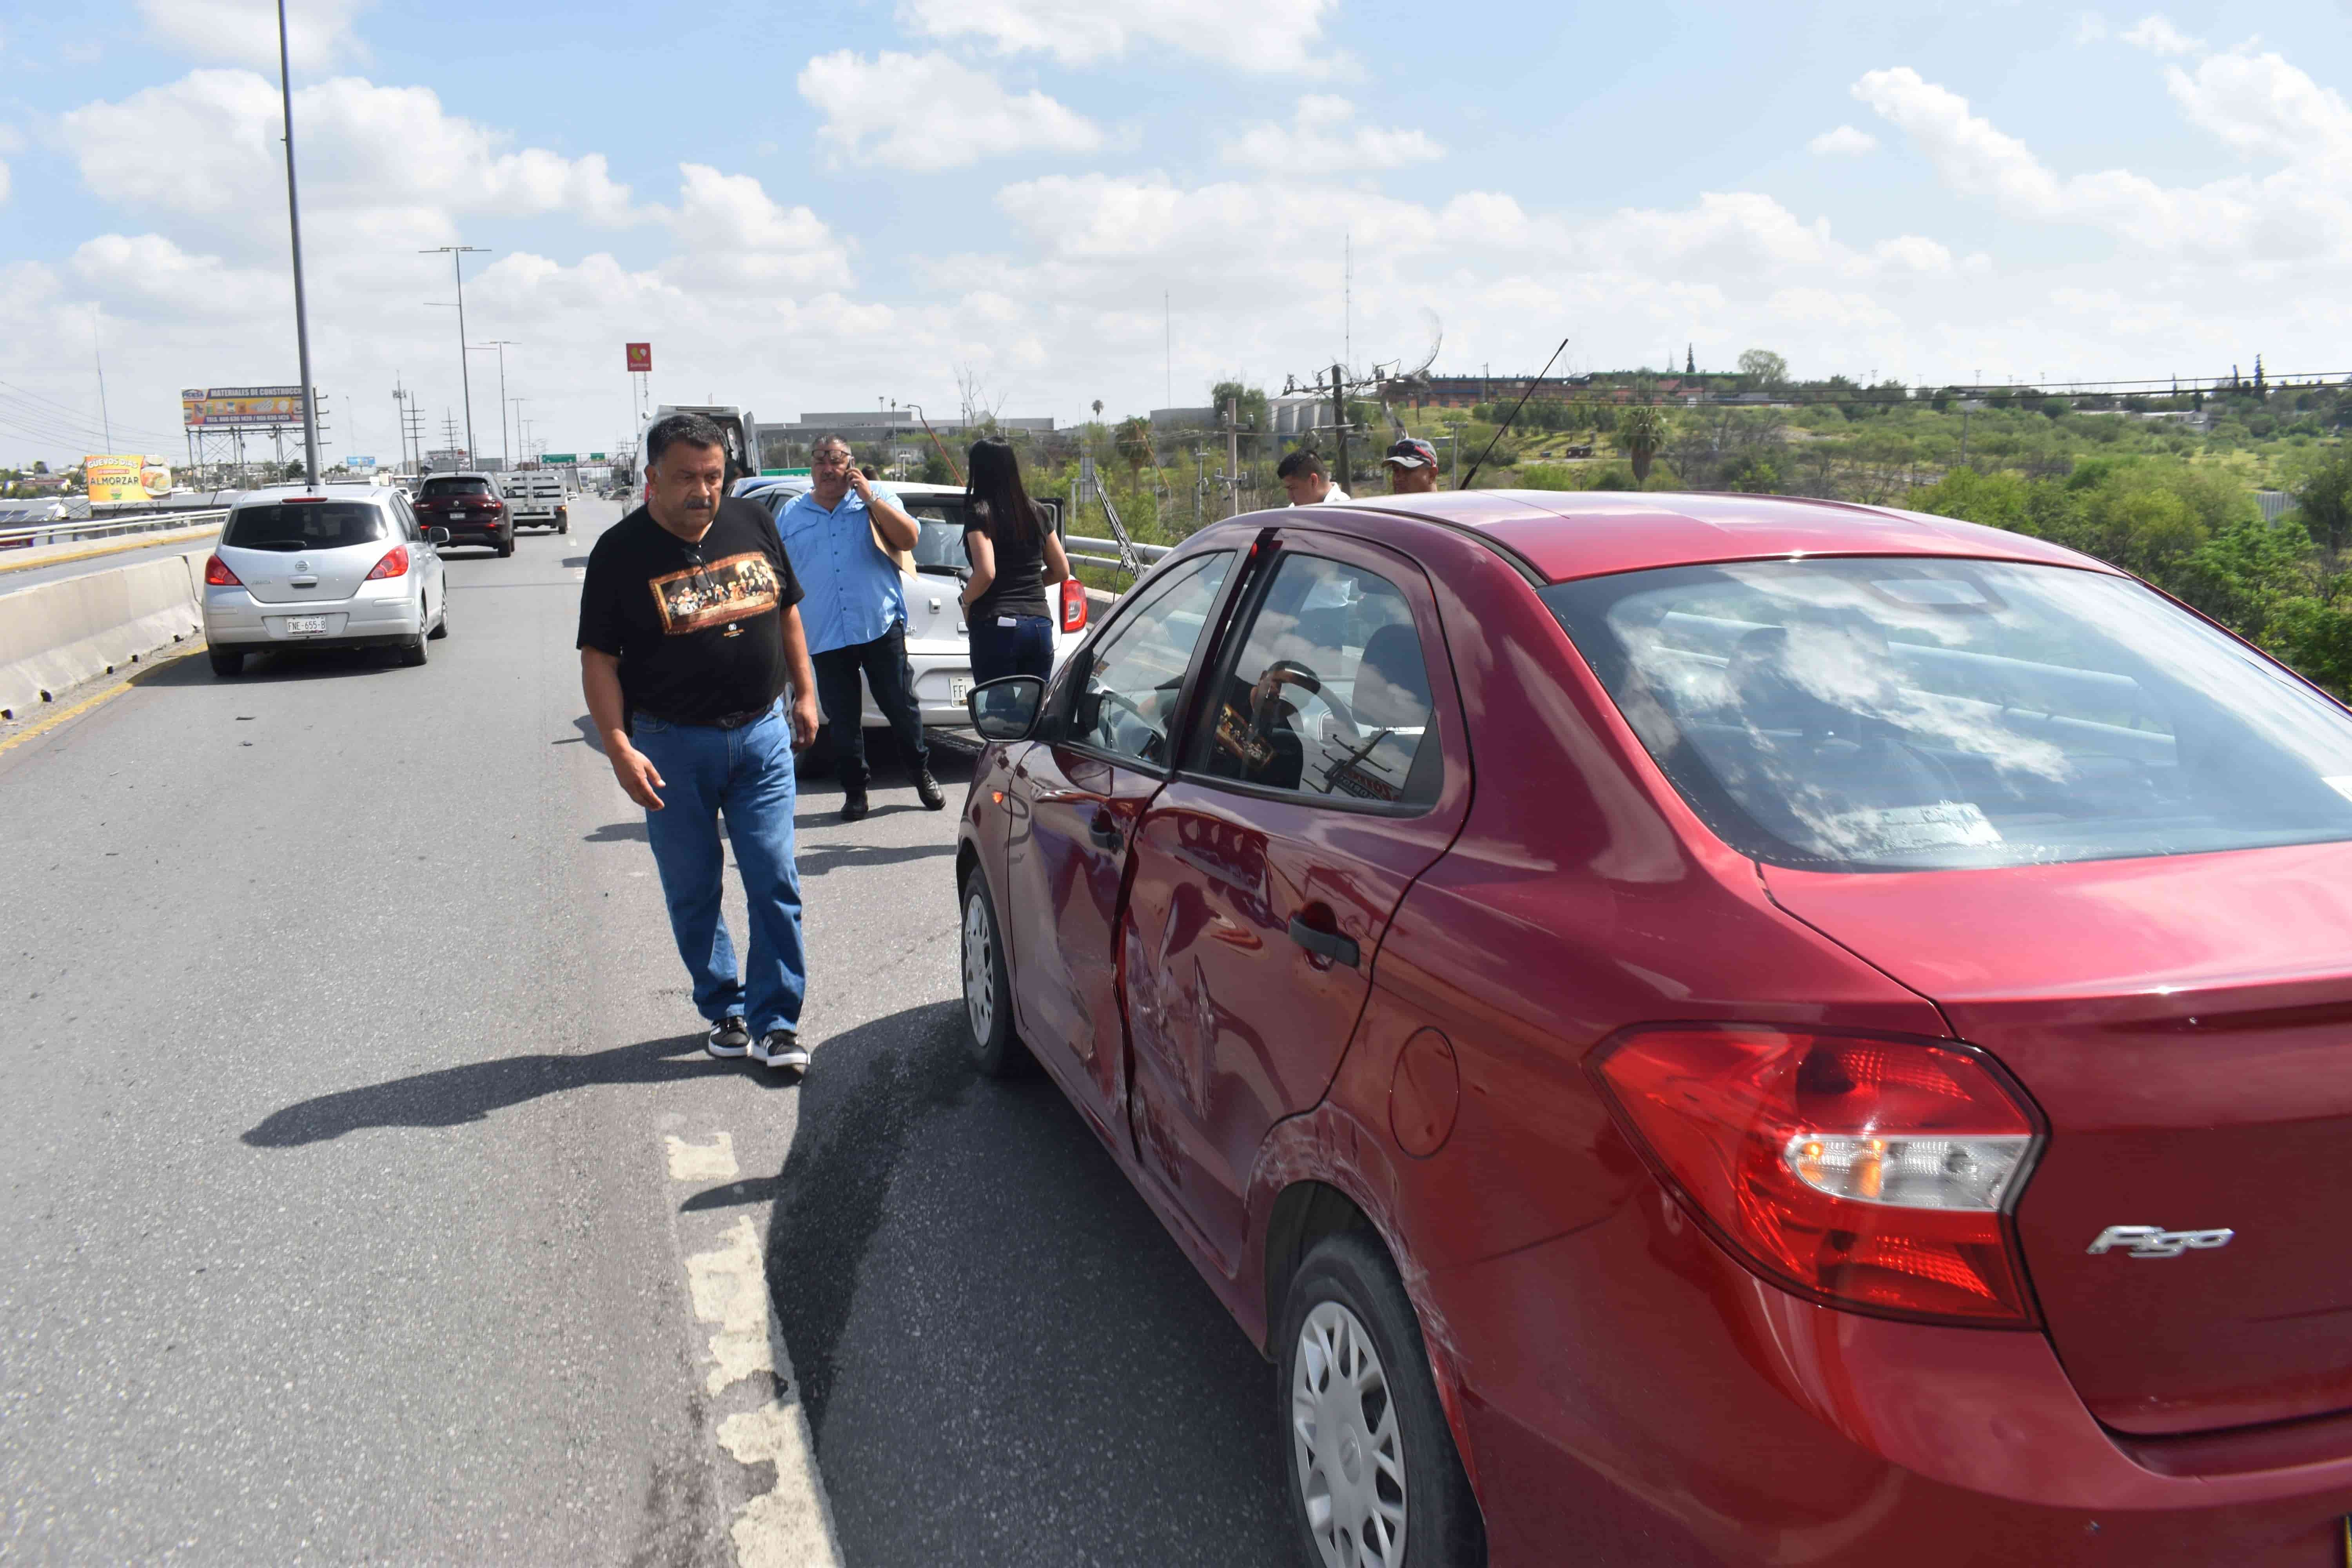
[1353,624,1432,732]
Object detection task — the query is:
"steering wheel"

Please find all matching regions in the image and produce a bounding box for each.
[1252,659,1356,741]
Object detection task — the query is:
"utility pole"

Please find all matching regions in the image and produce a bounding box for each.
[511,397,531,466]
[276,0,321,483]
[421,243,489,465]
[1330,363,1348,492]
[472,339,518,466]
[1225,398,1240,519]
[92,312,113,449]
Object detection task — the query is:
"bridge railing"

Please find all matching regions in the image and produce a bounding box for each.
[0,508,231,550]
[1064,534,1172,576]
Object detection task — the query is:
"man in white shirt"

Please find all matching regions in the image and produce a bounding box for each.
[1277,449,1350,506]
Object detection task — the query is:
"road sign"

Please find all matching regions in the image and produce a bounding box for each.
[542,453,578,464]
[626,343,651,374]
[589,452,607,460]
[345,455,377,469]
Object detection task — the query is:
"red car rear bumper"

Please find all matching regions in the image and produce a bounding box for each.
[1438,1187,2352,1566]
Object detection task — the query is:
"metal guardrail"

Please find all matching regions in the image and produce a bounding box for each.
[0,508,229,550]
[1066,534,1172,575]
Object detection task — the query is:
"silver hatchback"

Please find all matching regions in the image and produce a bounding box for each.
[202,483,450,676]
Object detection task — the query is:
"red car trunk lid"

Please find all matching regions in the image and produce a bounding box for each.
[1765,844,2352,1436]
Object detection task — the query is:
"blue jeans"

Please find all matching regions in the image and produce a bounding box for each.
[630,699,806,1035]
[969,612,1054,687]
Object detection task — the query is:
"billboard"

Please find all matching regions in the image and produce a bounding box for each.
[181,385,309,429]
[344,455,377,469]
[85,454,172,503]
[626,343,652,374]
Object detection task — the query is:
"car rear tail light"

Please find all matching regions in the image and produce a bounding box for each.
[365,544,410,581]
[1061,577,1088,633]
[1590,1026,2042,1326]
[203,553,242,587]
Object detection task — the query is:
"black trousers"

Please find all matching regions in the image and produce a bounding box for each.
[811,620,927,789]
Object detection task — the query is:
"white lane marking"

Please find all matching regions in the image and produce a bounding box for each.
[672,1135,841,1568]
[666,1131,739,1181]
[688,1216,775,1396]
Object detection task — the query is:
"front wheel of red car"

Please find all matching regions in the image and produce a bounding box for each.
[959,869,1030,1077]
[1279,1230,1484,1568]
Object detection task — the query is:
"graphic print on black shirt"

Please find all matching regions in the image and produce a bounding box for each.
[650,551,780,636]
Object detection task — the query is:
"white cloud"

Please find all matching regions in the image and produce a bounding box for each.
[136,0,371,70]
[660,164,854,290]
[2122,15,2205,57]
[1808,124,1878,156]
[1221,96,1443,173]
[59,71,642,233]
[0,158,10,206]
[2162,46,2352,164]
[896,0,1337,72]
[797,51,1103,171]
[2074,14,2108,45]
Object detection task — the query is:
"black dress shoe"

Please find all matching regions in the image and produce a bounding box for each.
[840,790,870,822]
[914,769,946,810]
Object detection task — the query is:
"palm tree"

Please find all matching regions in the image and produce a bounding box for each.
[1618,405,1670,482]
[1114,416,1155,483]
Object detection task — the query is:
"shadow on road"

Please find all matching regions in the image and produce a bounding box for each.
[135,646,405,686]
[793,840,955,876]
[240,1033,786,1147]
[764,1002,1290,1565]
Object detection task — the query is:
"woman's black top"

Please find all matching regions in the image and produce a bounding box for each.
[964,501,1052,620]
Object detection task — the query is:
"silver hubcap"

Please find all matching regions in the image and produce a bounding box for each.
[1292,1300,1407,1567]
[962,890,994,1043]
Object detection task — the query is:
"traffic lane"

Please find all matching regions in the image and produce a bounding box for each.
[0,504,743,1563]
[765,1007,1293,1564]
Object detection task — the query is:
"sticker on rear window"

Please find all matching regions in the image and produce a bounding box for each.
[1819,801,2003,856]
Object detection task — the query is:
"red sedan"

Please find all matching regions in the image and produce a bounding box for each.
[954,489,2352,1567]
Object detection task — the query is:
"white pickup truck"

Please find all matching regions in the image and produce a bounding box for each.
[496,470,569,534]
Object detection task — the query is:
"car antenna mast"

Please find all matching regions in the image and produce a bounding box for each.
[1457,336,1570,491]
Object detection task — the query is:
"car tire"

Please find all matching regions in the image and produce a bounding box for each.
[1278,1230,1485,1568]
[400,622,429,666]
[959,868,1031,1077]
[428,592,449,639]
[497,534,515,557]
[558,517,570,534]
[208,648,243,677]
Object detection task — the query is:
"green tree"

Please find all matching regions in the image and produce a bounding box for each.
[1114,416,1155,482]
[1618,405,1670,481]
[1209,379,1270,433]
[1737,349,1788,390]
[2296,443,2352,567]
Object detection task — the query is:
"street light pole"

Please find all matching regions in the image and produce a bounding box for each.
[421,244,488,464]
[511,398,531,465]
[471,339,517,467]
[276,0,321,483]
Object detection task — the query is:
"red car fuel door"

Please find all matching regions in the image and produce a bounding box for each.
[1120,535,1470,1273]
[998,549,1241,1136]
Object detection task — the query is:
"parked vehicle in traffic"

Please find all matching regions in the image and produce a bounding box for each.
[955,488,2352,1567]
[744,477,1086,748]
[201,482,449,675]
[412,473,512,555]
[497,470,568,534]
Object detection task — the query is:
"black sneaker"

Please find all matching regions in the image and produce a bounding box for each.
[914,769,946,810]
[706,1014,749,1059]
[840,790,869,822]
[751,1029,809,1072]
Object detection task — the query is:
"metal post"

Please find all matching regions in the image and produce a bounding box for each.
[1226,398,1240,519]
[276,0,321,484]
[1331,363,1347,492]
[421,245,489,466]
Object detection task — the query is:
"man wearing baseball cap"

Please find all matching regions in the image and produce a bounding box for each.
[1383,437,1440,494]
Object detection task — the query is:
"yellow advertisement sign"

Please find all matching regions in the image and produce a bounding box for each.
[85,454,173,504]
[180,386,307,428]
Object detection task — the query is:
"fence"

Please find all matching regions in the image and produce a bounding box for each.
[0,508,231,551]
[1065,534,1172,575]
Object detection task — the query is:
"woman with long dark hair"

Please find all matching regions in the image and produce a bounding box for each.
[960,437,1072,686]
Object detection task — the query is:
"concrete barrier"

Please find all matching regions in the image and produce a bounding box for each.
[0,554,203,719]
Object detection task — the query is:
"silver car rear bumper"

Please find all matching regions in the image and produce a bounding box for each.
[202,584,425,647]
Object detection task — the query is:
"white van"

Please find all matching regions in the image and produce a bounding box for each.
[497,471,568,533]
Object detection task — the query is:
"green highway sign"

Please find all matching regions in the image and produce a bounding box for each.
[542,453,578,464]
[589,452,606,460]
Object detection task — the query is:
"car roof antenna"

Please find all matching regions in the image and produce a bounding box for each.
[1457,336,1570,492]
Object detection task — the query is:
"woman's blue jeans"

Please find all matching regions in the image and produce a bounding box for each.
[969,612,1055,687]
[630,700,805,1036]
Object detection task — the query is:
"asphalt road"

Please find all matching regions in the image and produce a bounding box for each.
[0,498,1289,1565]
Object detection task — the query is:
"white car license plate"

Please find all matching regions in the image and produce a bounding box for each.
[286,616,328,635]
[950,677,973,704]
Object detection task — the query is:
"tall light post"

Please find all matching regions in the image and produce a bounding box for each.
[471,340,518,467]
[510,397,532,465]
[420,244,488,464]
[276,0,321,483]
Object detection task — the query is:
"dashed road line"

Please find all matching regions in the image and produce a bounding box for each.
[666,1128,841,1568]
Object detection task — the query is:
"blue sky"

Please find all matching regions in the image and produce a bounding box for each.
[4,0,2350,466]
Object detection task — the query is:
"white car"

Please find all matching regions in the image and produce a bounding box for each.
[201,482,450,675]
[744,478,1085,734]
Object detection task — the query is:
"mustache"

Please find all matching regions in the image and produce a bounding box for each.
[678,493,716,510]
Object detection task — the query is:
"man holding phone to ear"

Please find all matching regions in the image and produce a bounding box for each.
[578,412,821,1073]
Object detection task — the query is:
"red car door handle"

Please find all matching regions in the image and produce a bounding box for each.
[1088,811,1123,851]
[1288,915,1359,969]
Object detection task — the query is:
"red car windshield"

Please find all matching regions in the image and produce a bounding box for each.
[1545,556,2352,871]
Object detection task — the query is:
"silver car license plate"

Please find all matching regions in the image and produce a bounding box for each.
[950,677,973,704]
[286,616,328,635]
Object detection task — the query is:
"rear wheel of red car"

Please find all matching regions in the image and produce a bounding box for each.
[497,533,515,558]
[959,869,1029,1077]
[1279,1230,1484,1568]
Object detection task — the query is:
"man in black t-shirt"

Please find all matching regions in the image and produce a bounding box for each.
[578,413,822,1072]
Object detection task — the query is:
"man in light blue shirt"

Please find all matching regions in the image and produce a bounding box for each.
[775,434,940,821]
